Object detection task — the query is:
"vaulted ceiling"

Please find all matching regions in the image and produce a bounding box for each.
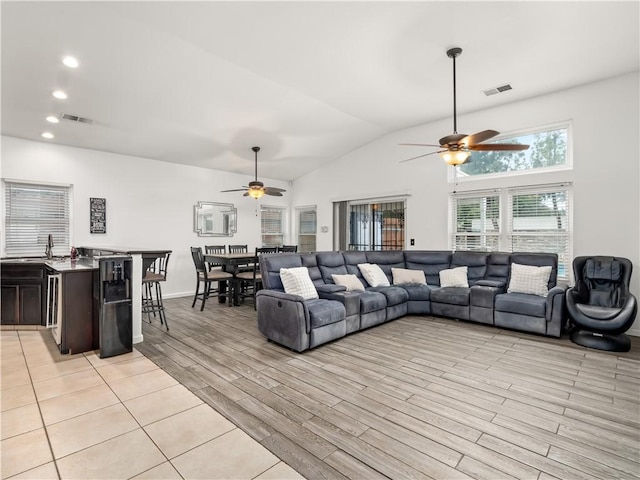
[2,1,638,181]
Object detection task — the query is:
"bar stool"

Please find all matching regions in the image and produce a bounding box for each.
[190,247,234,311]
[278,245,298,252]
[142,252,171,331]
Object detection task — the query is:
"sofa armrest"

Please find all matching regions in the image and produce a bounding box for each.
[470,285,502,308]
[475,279,506,290]
[316,284,347,294]
[545,285,568,337]
[317,291,360,317]
[255,290,311,352]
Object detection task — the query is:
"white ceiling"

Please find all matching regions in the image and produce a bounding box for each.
[2,1,638,181]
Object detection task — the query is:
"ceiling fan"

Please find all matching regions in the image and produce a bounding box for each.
[401,47,529,166]
[221,146,286,199]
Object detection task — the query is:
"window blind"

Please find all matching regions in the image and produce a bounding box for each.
[260,206,285,248]
[297,207,317,253]
[4,181,71,256]
[508,184,571,281]
[450,190,500,252]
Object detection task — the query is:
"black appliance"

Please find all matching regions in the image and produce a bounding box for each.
[96,255,132,358]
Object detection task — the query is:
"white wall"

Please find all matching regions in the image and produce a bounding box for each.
[3,72,638,335]
[290,72,640,335]
[0,137,289,298]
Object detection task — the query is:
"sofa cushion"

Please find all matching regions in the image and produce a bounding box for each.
[332,274,365,292]
[495,292,546,317]
[399,284,432,301]
[280,267,319,300]
[306,299,345,328]
[358,263,390,287]
[358,291,387,313]
[439,266,469,288]
[507,263,551,297]
[431,287,470,306]
[391,267,426,285]
[368,286,409,306]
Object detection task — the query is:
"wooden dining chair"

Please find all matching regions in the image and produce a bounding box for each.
[277,245,298,253]
[235,247,278,309]
[190,247,234,311]
[204,245,226,271]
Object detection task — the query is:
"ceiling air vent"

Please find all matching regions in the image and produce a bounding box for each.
[483,83,512,96]
[60,113,94,124]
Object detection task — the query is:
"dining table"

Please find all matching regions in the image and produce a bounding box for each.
[203,252,256,306]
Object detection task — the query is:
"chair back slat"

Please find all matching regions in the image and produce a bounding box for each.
[190,247,207,274]
[205,245,226,270]
[228,244,248,254]
[278,245,298,253]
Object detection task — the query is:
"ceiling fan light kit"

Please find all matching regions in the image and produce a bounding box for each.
[400,47,529,166]
[221,146,286,199]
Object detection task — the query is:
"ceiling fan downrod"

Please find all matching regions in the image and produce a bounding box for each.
[447,47,462,135]
[252,146,260,182]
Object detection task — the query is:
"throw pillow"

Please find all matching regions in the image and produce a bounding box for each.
[280,267,319,300]
[391,267,427,285]
[357,263,390,287]
[507,263,552,297]
[439,266,469,288]
[332,274,365,292]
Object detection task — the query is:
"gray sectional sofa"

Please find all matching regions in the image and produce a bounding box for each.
[256,250,567,352]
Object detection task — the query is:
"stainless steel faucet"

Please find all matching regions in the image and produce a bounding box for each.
[45,234,54,259]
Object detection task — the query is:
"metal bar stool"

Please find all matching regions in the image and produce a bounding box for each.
[142,252,171,331]
[235,247,277,309]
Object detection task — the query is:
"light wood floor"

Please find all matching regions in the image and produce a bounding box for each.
[137,297,640,480]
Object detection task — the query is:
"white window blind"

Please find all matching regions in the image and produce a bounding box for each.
[451,191,500,252]
[260,205,286,248]
[4,181,71,256]
[297,207,317,253]
[508,184,571,281]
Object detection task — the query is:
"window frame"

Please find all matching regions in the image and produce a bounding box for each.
[260,204,287,248]
[3,179,73,257]
[295,205,317,253]
[449,121,573,183]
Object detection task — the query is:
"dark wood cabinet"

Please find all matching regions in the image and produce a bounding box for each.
[60,270,96,354]
[0,265,46,325]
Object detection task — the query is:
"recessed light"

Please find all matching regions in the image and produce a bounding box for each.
[52,90,67,100]
[62,56,79,68]
[46,115,60,124]
[41,132,55,139]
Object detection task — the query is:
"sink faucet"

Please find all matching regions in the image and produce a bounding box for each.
[45,234,54,259]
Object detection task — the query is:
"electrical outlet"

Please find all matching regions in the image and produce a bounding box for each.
[410,238,415,246]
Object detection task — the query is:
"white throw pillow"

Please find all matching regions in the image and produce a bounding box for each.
[280,267,319,300]
[357,263,390,287]
[507,263,552,297]
[391,267,427,285]
[332,274,365,292]
[439,266,469,288]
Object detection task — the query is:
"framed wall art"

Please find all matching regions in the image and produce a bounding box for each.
[90,197,106,234]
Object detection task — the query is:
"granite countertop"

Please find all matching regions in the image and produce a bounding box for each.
[1,256,98,271]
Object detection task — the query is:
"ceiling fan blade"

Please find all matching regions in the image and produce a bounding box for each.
[438,133,467,147]
[264,187,286,194]
[399,143,442,147]
[462,129,500,146]
[220,188,248,192]
[468,143,529,151]
[400,150,444,163]
[242,191,250,196]
[264,191,283,197]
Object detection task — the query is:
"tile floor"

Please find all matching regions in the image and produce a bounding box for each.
[0,330,304,479]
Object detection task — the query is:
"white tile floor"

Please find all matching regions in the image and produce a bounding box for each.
[0,330,304,479]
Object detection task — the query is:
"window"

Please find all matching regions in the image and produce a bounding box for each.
[347,199,405,251]
[450,184,572,282]
[296,206,317,253]
[508,186,570,281]
[457,124,569,178]
[260,205,286,248]
[3,180,71,256]
[450,191,500,252]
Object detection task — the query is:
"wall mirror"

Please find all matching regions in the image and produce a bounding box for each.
[194,201,237,236]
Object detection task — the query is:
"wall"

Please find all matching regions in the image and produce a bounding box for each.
[0,137,289,298]
[290,72,640,335]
